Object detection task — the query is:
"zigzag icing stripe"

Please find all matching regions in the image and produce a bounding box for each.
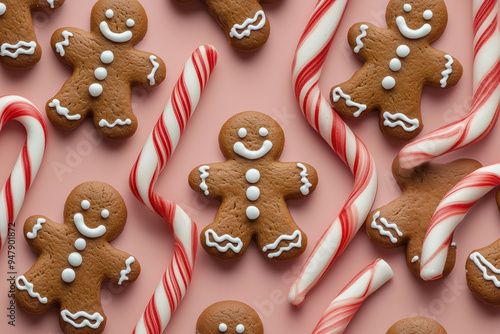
[26,218,46,239]
[16,276,48,304]
[470,251,500,287]
[331,87,367,117]
[354,24,368,53]
[118,256,135,285]
[263,230,302,258]
[55,31,73,57]
[440,55,454,87]
[371,211,403,244]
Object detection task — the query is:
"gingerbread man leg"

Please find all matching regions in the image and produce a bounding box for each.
[92,95,137,141]
[378,94,421,141]
[59,288,106,334]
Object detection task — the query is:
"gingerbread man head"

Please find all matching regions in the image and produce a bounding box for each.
[218,110,284,162]
[91,0,148,45]
[196,301,264,334]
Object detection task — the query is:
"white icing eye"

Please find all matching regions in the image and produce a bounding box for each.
[81,200,90,210]
[403,4,411,12]
[238,128,247,138]
[127,19,135,27]
[423,10,433,20]
[236,324,245,333]
[101,209,110,219]
[258,127,268,137]
[105,9,114,19]
[219,323,228,332]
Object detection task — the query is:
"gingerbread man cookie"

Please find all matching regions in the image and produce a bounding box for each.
[0,0,65,69]
[46,0,166,141]
[173,0,280,52]
[15,182,140,334]
[466,189,500,306]
[366,158,481,278]
[188,111,318,261]
[387,317,447,334]
[330,0,462,141]
[196,301,264,334]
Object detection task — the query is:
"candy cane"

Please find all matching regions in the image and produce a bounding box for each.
[399,0,500,170]
[0,95,46,252]
[289,0,377,306]
[420,162,500,280]
[311,259,393,334]
[129,45,218,334]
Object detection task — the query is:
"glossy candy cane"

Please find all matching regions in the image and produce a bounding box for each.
[130,45,218,334]
[289,0,377,306]
[399,0,500,170]
[0,95,46,252]
[311,259,393,334]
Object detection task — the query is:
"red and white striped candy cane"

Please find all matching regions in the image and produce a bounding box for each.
[130,45,218,334]
[0,95,46,252]
[420,162,500,280]
[311,259,393,334]
[289,0,377,306]
[399,0,500,170]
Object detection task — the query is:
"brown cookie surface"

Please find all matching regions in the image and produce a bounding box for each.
[188,111,318,261]
[0,0,65,69]
[330,0,462,140]
[14,182,140,334]
[196,301,264,334]
[386,317,447,334]
[366,157,481,278]
[46,0,166,141]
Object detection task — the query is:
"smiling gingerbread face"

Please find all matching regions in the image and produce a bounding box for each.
[91,0,148,44]
[386,0,448,42]
[196,301,264,334]
[218,111,284,161]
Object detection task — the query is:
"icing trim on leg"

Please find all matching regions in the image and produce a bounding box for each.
[61,310,104,329]
[262,230,302,258]
[205,229,243,253]
[382,112,419,132]
[470,252,500,288]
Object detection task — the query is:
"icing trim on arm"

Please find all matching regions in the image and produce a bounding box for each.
[118,256,135,285]
[46,0,55,8]
[147,56,160,85]
[229,10,266,39]
[26,218,46,239]
[16,276,48,304]
[354,24,368,53]
[55,31,73,57]
[61,310,104,329]
[1,41,37,58]
[470,252,500,287]
[370,211,403,243]
[262,230,302,258]
[205,229,243,253]
[199,166,210,195]
[297,163,312,195]
[49,99,81,121]
[395,16,431,39]
[331,87,367,117]
[440,55,454,88]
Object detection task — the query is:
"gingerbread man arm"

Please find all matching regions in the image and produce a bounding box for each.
[28,0,65,10]
[23,215,61,253]
[188,162,234,200]
[50,28,96,68]
[103,248,141,286]
[125,50,166,88]
[275,162,318,200]
[347,22,387,60]
[424,49,463,89]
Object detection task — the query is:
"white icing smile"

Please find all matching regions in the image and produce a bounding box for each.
[395,15,432,39]
[100,10,133,43]
[73,213,106,238]
[233,140,273,159]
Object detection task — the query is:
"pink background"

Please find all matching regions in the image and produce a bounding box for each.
[0,0,499,333]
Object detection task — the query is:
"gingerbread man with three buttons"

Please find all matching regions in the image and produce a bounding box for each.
[330,0,462,141]
[0,0,65,69]
[189,111,318,261]
[46,0,166,141]
[14,182,140,334]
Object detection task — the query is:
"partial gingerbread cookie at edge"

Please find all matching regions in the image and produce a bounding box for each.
[330,0,462,140]
[387,317,447,334]
[46,0,166,141]
[14,182,140,334]
[466,189,500,306]
[196,301,264,334]
[173,0,281,52]
[188,111,318,261]
[366,157,481,278]
[0,0,65,69]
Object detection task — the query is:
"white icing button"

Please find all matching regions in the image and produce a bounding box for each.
[396,45,410,58]
[238,128,247,138]
[382,76,396,90]
[94,67,107,80]
[403,4,411,12]
[74,238,86,251]
[0,3,6,16]
[423,10,433,20]
[89,83,103,97]
[81,200,90,210]
[259,127,268,137]
[61,268,76,283]
[245,169,260,183]
[246,186,260,201]
[246,206,260,220]
[219,323,228,332]
[389,58,402,72]
[105,9,114,19]
[236,324,245,333]
[127,19,135,27]
[100,50,114,64]
[68,252,83,267]
[101,209,110,218]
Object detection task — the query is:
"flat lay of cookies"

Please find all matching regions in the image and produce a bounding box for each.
[0,0,499,333]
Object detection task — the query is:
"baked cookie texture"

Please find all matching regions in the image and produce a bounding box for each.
[189,111,318,261]
[386,317,447,334]
[196,301,264,334]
